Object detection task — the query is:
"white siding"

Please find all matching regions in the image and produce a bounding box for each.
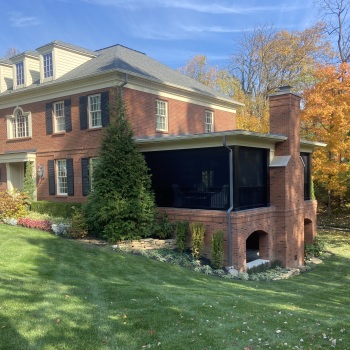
[0,64,13,93]
[25,57,40,86]
[54,47,93,79]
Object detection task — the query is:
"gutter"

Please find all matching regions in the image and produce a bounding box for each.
[223,134,234,268]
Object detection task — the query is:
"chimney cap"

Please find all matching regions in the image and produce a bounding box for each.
[269,85,301,98]
[278,85,293,92]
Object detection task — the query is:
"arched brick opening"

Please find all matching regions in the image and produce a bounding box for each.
[246,230,269,262]
[304,219,313,245]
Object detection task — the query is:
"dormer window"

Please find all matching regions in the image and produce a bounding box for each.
[16,62,24,86]
[43,52,53,78]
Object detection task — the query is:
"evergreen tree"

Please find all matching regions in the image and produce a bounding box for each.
[23,161,36,202]
[84,87,155,241]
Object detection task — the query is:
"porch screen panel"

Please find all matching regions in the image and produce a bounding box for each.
[143,147,229,210]
[236,147,269,210]
[301,152,311,200]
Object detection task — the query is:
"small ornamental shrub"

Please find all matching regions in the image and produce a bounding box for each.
[30,201,81,218]
[17,217,52,231]
[153,213,174,239]
[67,207,88,239]
[211,230,224,269]
[175,221,189,253]
[190,222,205,259]
[305,236,325,258]
[0,190,29,220]
[23,161,36,202]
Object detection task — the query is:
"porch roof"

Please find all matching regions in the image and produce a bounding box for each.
[0,151,36,163]
[136,130,326,153]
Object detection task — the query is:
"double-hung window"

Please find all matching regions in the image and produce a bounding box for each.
[43,52,53,78]
[53,101,65,132]
[88,94,102,128]
[16,62,24,86]
[205,110,214,133]
[56,159,68,195]
[13,109,29,138]
[156,100,168,131]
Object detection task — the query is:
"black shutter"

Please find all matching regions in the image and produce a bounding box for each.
[101,91,109,127]
[46,103,53,135]
[67,158,74,196]
[48,160,55,195]
[64,99,72,132]
[81,158,90,196]
[79,96,88,130]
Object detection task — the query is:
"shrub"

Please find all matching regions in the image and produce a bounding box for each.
[190,222,205,259]
[30,201,81,218]
[153,213,175,239]
[211,230,224,269]
[17,217,52,231]
[67,207,88,239]
[175,221,189,253]
[84,87,156,242]
[0,190,29,220]
[305,236,325,258]
[23,161,36,202]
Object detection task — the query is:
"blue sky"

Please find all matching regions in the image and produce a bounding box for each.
[1,0,316,69]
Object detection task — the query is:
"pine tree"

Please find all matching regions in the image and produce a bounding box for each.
[84,87,156,241]
[23,161,36,202]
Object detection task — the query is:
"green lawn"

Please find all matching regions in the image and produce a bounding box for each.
[0,225,349,350]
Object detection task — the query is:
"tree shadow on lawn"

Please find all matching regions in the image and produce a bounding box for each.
[2,230,349,349]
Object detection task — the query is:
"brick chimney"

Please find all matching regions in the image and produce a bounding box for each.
[269,86,305,267]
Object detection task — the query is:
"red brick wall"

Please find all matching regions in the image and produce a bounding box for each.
[0,86,235,202]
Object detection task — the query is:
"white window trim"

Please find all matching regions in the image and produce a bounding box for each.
[43,52,53,79]
[53,101,65,133]
[88,94,102,129]
[15,61,25,88]
[205,110,214,133]
[56,159,68,196]
[6,107,32,139]
[40,50,55,83]
[156,100,168,132]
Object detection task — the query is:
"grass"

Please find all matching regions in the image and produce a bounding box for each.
[0,225,349,350]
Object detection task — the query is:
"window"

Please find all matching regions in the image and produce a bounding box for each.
[156,100,168,131]
[53,101,65,132]
[56,159,68,195]
[6,108,32,139]
[89,158,99,190]
[43,52,53,78]
[88,94,102,128]
[16,62,24,86]
[205,111,214,133]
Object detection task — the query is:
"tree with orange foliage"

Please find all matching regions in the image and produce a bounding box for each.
[302,62,350,213]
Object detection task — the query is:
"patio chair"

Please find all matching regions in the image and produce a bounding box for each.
[211,184,229,208]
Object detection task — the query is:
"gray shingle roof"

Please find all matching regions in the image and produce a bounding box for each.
[36,40,97,57]
[56,44,242,103]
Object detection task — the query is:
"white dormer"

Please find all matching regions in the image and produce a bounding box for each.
[36,40,97,83]
[0,59,13,93]
[10,51,40,90]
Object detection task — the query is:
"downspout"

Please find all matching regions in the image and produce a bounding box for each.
[223,135,234,268]
[119,73,128,96]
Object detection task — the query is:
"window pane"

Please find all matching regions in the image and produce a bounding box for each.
[43,53,53,78]
[156,100,167,131]
[205,111,213,133]
[54,101,65,132]
[89,95,101,127]
[14,110,29,138]
[57,159,67,195]
[16,62,24,85]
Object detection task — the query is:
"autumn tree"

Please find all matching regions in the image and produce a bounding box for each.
[230,23,331,117]
[314,0,350,62]
[302,62,350,213]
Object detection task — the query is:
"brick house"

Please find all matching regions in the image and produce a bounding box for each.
[0,41,323,271]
